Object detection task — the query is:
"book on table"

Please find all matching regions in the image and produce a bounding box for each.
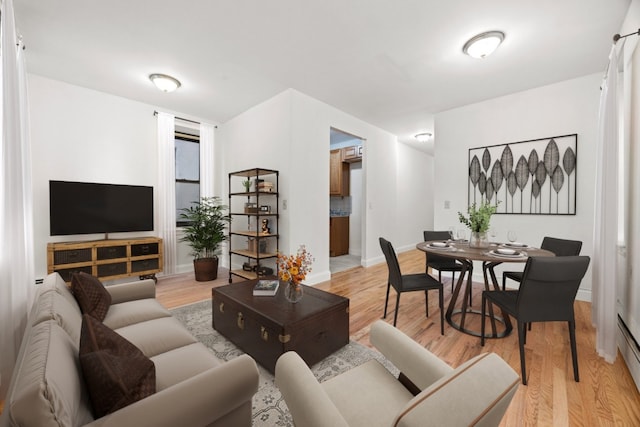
[253,279,279,296]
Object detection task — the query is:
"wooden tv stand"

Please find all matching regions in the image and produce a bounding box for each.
[47,237,163,283]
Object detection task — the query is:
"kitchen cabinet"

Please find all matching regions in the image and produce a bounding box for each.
[330,149,350,196]
[330,216,349,257]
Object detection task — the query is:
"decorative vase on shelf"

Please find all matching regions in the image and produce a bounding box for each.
[469,231,489,248]
[284,280,304,303]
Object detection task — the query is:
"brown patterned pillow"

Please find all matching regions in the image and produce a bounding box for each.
[71,272,111,321]
[79,314,156,418]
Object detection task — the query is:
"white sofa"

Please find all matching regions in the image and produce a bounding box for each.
[1,273,259,427]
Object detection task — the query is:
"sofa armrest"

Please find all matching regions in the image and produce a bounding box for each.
[106,279,156,304]
[392,353,519,427]
[370,320,452,390]
[275,351,349,427]
[84,354,259,427]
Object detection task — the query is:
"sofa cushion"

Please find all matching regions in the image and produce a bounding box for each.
[30,288,83,342]
[103,298,172,330]
[150,342,220,391]
[5,320,94,427]
[321,360,414,427]
[79,314,156,418]
[114,316,198,358]
[71,272,112,321]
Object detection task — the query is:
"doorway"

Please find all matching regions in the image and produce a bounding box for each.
[329,127,365,274]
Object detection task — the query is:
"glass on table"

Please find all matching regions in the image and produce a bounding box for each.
[507,230,518,243]
[456,228,467,241]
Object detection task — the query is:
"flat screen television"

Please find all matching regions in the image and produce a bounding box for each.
[49,180,154,236]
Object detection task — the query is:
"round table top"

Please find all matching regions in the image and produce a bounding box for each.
[417,240,555,263]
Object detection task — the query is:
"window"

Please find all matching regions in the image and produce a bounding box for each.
[175,131,200,226]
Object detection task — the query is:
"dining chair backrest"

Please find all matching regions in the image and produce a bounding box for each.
[540,237,582,257]
[423,231,453,264]
[516,256,590,322]
[379,237,403,291]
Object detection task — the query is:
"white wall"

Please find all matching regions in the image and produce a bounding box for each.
[434,73,601,301]
[219,89,435,284]
[28,74,210,280]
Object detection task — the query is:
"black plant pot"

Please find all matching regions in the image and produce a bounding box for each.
[193,257,218,281]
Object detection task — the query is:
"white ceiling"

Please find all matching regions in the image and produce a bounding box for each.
[15,1,630,154]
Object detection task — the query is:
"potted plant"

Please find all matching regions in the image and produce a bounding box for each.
[457,201,498,248]
[179,196,231,281]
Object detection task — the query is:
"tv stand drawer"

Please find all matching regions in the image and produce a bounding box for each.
[47,237,163,282]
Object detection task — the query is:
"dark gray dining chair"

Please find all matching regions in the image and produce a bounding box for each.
[379,237,444,334]
[423,231,463,292]
[482,256,590,385]
[502,236,582,290]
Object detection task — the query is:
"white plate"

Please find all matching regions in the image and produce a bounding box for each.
[427,243,456,251]
[489,249,527,258]
[429,242,449,248]
[503,242,528,248]
[496,248,516,255]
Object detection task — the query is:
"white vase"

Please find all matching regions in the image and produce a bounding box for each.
[469,231,489,248]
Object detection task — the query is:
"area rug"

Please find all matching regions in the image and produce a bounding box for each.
[171,300,399,426]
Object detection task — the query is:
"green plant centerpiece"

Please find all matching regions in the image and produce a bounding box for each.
[457,201,498,248]
[179,196,231,281]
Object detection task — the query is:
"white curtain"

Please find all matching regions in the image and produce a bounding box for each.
[0,0,35,398]
[157,112,177,275]
[199,123,215,198]
[592,45,619,363]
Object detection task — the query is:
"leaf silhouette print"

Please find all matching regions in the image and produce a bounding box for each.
[482,148,491,173]
[478,172,487,202]
[507,171,517,213]
[532,180,541,213]
[563,147,576,212]
[535,162,547,213]
[551,165,565,213]
[528,150,539,213]
[500,145,513,205]
[515,156,529,213]
[544,139,560,212]
[469,155,481,204]
[491,160,504,204]
[486,178,495,204]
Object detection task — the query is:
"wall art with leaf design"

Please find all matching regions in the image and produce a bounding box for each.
[467,134,577,215]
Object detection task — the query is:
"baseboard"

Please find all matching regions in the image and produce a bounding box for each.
[618,315,640,393]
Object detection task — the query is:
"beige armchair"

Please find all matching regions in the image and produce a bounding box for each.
[275,320,519,427]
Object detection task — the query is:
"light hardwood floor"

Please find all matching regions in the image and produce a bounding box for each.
[157,249,640,426]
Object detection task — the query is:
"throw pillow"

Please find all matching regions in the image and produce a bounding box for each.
[71,272,112,321]
[79,314,156,418]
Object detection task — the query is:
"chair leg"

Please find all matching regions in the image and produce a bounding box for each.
[517,321,527,385]
[439,288,444,335]
[523,321,527,345]
[393,292,400,326]
[569,320,580,382]
[481,294,486,346]
[451,271,455,292]
[502,275,507,291]
[383,283,391,319]
[424,290,429,317]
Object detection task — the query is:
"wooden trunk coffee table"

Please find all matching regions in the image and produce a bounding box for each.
[212,279,349,373]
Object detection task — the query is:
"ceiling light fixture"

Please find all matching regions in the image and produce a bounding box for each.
[149,73,181,92]
[415,132,432,142]
[463,31,505,59]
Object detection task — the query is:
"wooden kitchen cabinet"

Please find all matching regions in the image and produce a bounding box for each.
[330,149,350,196]
[330,216,349,257]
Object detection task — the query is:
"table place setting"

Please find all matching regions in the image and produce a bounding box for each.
[487,247,528,258]
[425,241,457,251]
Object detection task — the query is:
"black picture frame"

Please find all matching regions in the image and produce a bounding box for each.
[467,134,577,215]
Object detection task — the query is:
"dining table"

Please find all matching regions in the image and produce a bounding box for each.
[417,239,554,338]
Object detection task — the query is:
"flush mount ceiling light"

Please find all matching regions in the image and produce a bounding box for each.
[463,31,505,59]
[149,73,181,92]
[414,132,432,142]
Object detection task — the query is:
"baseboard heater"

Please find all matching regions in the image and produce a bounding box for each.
[618,314,640,392]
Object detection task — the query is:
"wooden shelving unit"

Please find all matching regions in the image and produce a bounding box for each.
[228,168,279,282]
[47,237,163,282]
